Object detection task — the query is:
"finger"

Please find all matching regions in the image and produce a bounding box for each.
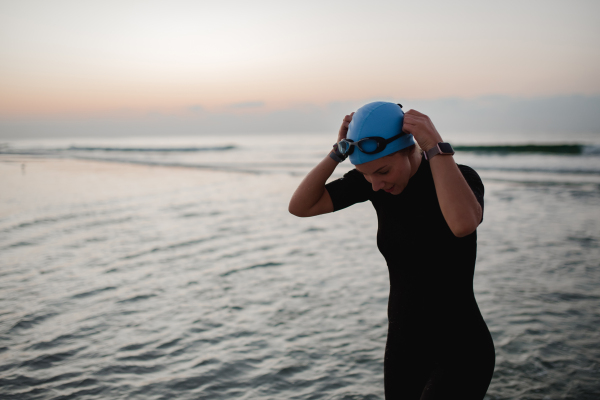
[405,114,428,127]
[403,115,425,127]
[405,109,426,117]
[404,111,425,121]
[339,121,351,136]
[338,112,356,140]
[402,115,418,133]
[402,115,418,126]
[340,114,354,129]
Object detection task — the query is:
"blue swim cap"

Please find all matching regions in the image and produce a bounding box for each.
[347,101,416,165]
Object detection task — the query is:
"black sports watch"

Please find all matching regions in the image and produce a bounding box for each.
[424,142,455,161]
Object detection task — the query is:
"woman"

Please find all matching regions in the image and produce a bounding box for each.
[288,102,495,399]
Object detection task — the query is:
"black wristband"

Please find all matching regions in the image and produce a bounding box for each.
[329,144,347,163]
[329,151,344,163]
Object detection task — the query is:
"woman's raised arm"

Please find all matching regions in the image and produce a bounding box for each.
[288,113,354,217]
[288,156,337,217]
[402,109,482,237]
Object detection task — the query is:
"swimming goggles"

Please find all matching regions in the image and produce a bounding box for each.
[337,132,406,156]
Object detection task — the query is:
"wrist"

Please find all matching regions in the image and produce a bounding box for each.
[422,136,444,152]
[329,143,347,163]
[424,142,455,161]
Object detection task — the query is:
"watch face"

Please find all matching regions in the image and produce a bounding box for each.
[438,143,454,154]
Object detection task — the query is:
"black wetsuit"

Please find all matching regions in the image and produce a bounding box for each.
[325,156,495,399]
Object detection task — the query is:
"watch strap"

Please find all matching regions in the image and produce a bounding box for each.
[424,142,454,161]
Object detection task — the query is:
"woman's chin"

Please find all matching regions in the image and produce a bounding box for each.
[383,184,403,195]
[390,184,406,195]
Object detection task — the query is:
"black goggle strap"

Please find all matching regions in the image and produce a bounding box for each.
[381,132,405,145]
[339,131,405,155]
[358,132,406,152]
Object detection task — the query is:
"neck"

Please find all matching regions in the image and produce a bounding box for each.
[409,149,422,178]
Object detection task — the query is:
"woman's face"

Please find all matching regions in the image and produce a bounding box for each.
[355,152,416,195]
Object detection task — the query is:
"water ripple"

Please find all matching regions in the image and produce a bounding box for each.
[1,166,599,399]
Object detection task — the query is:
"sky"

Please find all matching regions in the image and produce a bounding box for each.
[1,0,599,136]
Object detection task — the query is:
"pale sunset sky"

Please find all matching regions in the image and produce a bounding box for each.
[1,0,599,136]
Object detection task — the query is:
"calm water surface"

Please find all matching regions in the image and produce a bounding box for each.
[1,134,599,399]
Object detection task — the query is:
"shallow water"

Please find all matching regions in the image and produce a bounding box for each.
[1,135,600,399]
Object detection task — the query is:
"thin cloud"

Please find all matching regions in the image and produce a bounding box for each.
[188,105,204,113]
[228,101,265,109]
[1,95,599,139]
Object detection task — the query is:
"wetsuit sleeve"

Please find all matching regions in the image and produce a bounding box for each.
[325,169,373,211]
[458,164,485,222]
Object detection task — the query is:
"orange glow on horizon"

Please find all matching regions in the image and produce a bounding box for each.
[1,1,599,118]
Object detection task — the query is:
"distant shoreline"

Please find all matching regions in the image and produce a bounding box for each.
[0,153,258,175]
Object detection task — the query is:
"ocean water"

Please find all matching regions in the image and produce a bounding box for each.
[1,133,600,399]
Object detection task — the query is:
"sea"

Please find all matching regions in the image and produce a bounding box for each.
[1,131,599,399]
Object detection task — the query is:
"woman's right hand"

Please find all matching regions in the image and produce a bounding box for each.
[337,112,354,143]
[289,112,355,218]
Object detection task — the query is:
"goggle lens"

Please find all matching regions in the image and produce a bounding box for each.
[338,141,352,155]
[358,139,379,153]
[337,132,404,156]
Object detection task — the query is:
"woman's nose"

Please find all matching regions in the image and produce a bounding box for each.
[371,177,385,192]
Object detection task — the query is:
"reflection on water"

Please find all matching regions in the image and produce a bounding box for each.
[1,138,600,399]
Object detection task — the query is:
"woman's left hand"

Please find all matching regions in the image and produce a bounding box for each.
[402,109,443,152]
[403,109,483,237]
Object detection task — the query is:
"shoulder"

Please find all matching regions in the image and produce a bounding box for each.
[325,168,372,211]
[327,168,370,190]
[457,164,484,210]
[340,168,367,182]
[457,164,483,188]
[457,163,479,175]
[456,164,485,224]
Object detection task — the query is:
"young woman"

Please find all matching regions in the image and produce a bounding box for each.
[289,102,495,399]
